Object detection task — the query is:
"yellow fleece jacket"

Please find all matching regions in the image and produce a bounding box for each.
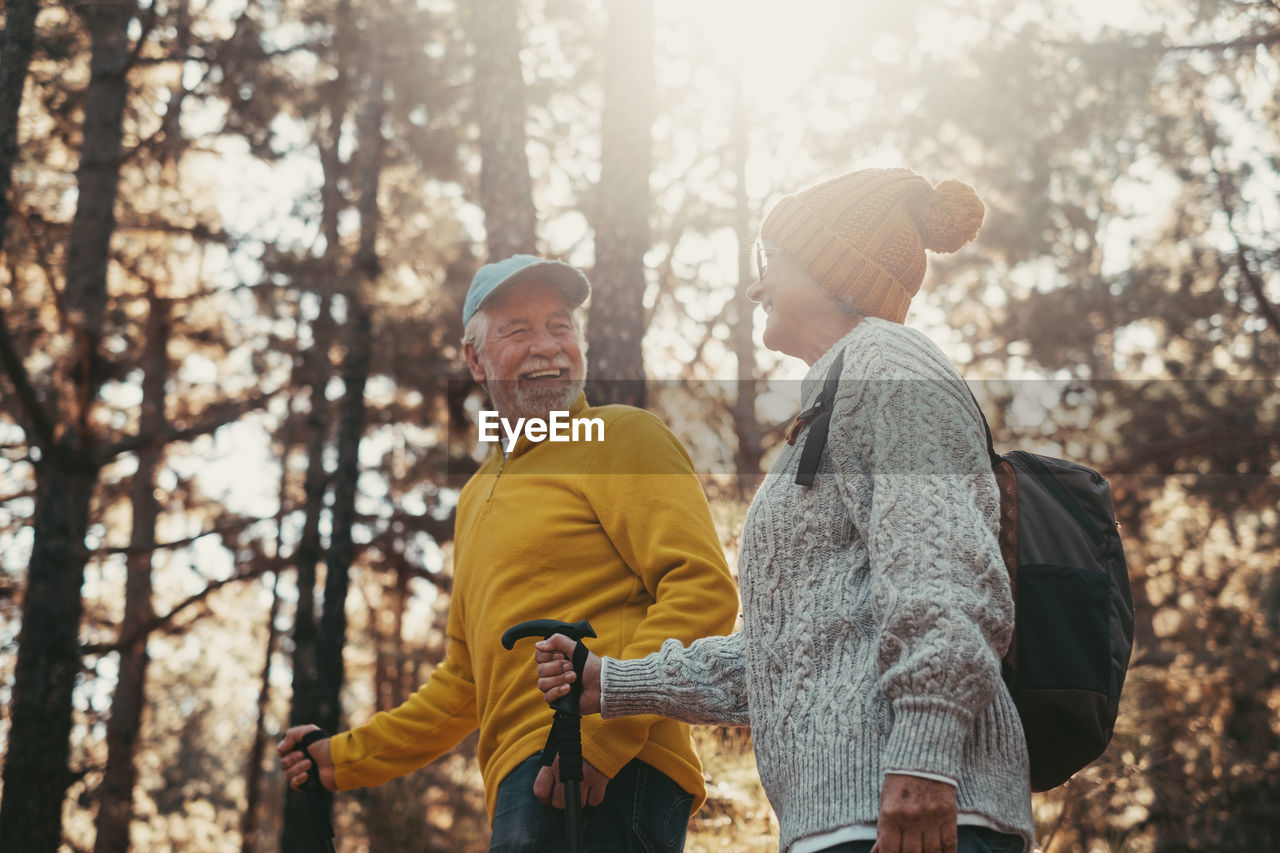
[328,393,738,821]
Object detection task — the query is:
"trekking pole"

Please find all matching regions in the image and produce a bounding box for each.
[502,618,597,853]
[292,728,337,853]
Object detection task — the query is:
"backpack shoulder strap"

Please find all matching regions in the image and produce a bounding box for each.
[963,382,1020,681]
[794,348,845,487]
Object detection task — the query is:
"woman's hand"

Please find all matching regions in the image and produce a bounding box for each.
[534,633,602,715]
[872,772,958,853]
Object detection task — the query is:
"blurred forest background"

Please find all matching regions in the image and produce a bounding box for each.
[1,0,1278,850]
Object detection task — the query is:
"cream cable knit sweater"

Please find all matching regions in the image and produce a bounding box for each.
[599,319,1034,851]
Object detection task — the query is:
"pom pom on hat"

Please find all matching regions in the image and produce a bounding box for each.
[760,167,985,323]
[906,179,985,253]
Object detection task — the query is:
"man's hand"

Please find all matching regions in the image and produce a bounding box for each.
[277,724,337,792]
[534,634,602,715]
[532,756,611,809]
[872,773,958,853]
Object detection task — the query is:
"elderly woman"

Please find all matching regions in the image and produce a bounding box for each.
[536,169,1034,853]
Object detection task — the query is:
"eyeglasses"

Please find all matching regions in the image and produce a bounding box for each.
[755,242,768,280]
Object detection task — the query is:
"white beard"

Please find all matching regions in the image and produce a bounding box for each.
[481,353,589,422]
[486,377,585,421]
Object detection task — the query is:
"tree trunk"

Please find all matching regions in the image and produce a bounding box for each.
[586,0,653,407]
[93,0,192,837]
[467,0,536,259]
[241,472,291,851]
[63,0,133,376]
[314,32,382,736]
[280,281,336,853]
[0,446,99,851]
[240,568,283,853]
[282,6,350,848]
[730,80,761,491]
[92,292,169,853]
[315,304,370,734]
[286,261,337,727]
[242,356,299,853]
[0,0,39,245]
[373,560,413,711]
[284,13,348,733]
[0,3,134,849]
[393,563,414,707]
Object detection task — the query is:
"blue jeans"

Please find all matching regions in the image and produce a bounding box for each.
[488,754,694,853]
[818,825,1025,853]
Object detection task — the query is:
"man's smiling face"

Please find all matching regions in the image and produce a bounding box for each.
[464,279,587,421]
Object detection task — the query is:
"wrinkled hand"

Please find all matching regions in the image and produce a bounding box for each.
[534,633,602,716]
[277,724,336,792]
[533,756,611,809]
[871,773,958,853]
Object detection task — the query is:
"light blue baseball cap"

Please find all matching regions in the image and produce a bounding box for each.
[462,254,591,328]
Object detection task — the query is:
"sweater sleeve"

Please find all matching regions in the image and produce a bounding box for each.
[599,633,751,727]
[328,634,479,790]
[828,354,1012,784]
[576,411,741,773]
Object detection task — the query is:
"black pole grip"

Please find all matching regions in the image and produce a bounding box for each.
[501,618,596,649]
[503,619,592,853]
[293,729,336,853]
[502,618,595,715]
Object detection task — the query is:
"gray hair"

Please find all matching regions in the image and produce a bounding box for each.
[461,304,589,356]
[462,309,490,354]
[833,295,865,320]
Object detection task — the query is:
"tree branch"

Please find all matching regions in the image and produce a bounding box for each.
[122,0,160,74]
[362,506,457,546]
[1015,22,1280,57]
[103,391,277,458]
[400,563,452,592]
[129,40,319,67]
[81,562,272,656]
[103,279,295,308]
[1109,426,1272,474]
[1165,28,1280,53]
[0,302,56,450]
[1229,240,1280,341]
[1199,113,1280,342]
[114,219,231,244]
[93,517,257,555]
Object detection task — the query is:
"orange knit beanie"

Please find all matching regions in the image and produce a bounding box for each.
[759,168,985,323]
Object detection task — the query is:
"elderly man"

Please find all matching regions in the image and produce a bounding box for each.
[279,254,738,852]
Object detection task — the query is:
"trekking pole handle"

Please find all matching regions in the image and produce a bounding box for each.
[501,618,596,649]
[293,729,336,853]
[502,618,596,714]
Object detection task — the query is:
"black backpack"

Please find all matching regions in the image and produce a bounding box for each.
[793,351,1135,791]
